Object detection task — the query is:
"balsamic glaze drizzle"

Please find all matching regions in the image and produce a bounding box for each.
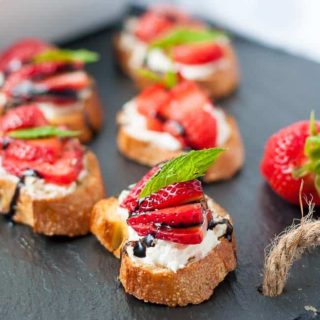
[1,169,41,221]
[208,218,233,241]
[133,234,156,258]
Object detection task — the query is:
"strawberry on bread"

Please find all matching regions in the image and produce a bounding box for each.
[114,6,239,98]
[0,39,103,142]
[117,79,244,182]
[0,105,105,236]
[91,149,237,306]
[261,112,320,205]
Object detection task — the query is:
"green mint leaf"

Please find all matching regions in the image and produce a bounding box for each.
[33,49,99,64]
[139,148,224,198]
[149,27,227,50]
[8,126,80,139]
[137,68,177,88]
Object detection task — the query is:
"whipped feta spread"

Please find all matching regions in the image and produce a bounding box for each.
[119,23,230,80]
[118,100,183,151]
[117,191,229,272]
[0,157,88,200]
[119,99,231,149]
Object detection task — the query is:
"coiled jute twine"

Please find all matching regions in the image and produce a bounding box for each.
[262,183,320,297]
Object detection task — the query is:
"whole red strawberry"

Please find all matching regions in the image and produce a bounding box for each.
[261,113,320,205]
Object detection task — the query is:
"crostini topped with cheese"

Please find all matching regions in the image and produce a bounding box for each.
[115,6,239,98]
[0,104,105,236]
[0,39,103,142]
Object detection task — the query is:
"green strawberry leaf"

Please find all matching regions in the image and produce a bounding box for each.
[33,49,99,64]
[137,68,177,89]
[310,110,318,136]
[149,27,227,50]
[139,148,224,198]
[8,126,80,139]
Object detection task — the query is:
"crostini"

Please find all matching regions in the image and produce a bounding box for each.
[117,80,244,182]
[91,149,237,306]
[114,6,239,98]
[261,112,320,205]
[0,38,103,142]
[0,105,105,236]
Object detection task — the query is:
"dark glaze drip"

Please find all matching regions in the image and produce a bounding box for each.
[208,218,233,241]
[133,234,156,258]
[1,169,41,221]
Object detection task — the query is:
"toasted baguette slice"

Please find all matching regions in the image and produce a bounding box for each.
[91,196,237,306]
[117,115,244,182]
[114,34,239,99]
[0,152,105,236]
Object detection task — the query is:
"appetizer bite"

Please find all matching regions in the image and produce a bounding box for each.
[261,112,320,205]
[0,38,103,142]
[117,79,244,182]
[114,6,239,98]
[91,149,237,306]
[0,105,105,236]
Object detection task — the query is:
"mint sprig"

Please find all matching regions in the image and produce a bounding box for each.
[33,49,99,64]
[150,27,227,50]
[8,126,80,139]
[139,148,224,198]
[137,69,177,89]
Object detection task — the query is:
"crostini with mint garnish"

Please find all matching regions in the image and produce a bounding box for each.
[114,6,239,98]
[117,78,244,182]
[0,105,105,236]
[0,38,103,142]
[91,148,237,306]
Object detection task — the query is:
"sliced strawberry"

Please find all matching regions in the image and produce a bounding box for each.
[173,42,224,65]
[161,81,209,120]
[4,138,63,163]
[36,71,90,91]
[128,203,204,227]
[181,109,217,149]
[0,38,51,72]
[120,166,160,212]
[134,11,175,43]
[136,84,170,118]
[3,62,82,96]
[146,117,164,131]
[2,139,84,185]
[0,105,48,132]
[135,179,204,212]
[131,218,207,244]
[162,120,187,147]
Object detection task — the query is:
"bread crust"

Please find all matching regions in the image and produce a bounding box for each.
[0,151,105,236]
[0,81,103,143]
[90,195,237,306]
[117,115,244,182]
[114,33,239,99]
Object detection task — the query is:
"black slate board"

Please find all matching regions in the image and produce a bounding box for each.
[1,17,320,320]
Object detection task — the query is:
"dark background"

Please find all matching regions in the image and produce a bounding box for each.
[1,11,320,320]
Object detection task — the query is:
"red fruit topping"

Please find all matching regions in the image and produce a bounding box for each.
[261,120,320,205]
[136,84,170,118]
[163,81,209,121]
[131,218,207,245]
[120,166,160,212]
[173,42,224,65]
[134,11,175,43]
[181,109,217,149]
[128,203,204,227]
[146,117,164,131]
[2,139,83,185]
[4,138,63,163]
[37,71,90,91]
[137,179,204,212]
[3,62,82,96]
[0,105,48,132]
[0,38,51,72]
